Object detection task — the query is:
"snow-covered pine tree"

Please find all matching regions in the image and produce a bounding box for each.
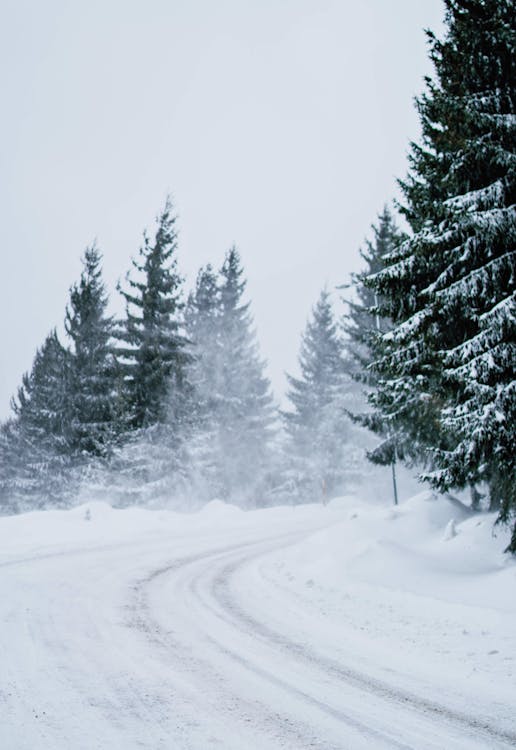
[214,248,275,503]
[183,264,221,497]
[65,244,121,461]
[117,198,190,430]
[185,248,274,504]
[342,207,420,474]
[341,207,407,472]
[342,206,401,379]
[2,330,73,509]
[184,264,220,406]
[109,200,191,506]
[283,290,360,502]
[365,0,516,549]
[0,420,15,513]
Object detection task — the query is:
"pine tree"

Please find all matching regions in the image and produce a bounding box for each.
[184,264,220,407]
[117,198,189,429]
[214,247,275,503]
[365,0,516,549]
[0,419,21,513]
[183,264,221,495]
[109,200,191,505]
[2,331,73,509]
[284,290,360,501]
[65,244,120,460]
[342,207,407,472]
[342,206,401,379]
[184,249,275,503]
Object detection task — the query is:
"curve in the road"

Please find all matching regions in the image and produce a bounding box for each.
[134,531,515,750]
[210,545,516,748]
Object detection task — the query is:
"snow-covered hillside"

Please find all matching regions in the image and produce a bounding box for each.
[1,493,514,749]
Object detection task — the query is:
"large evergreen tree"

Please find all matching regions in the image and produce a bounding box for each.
[65,244,120,459]
[214,248,275,503]
[1,330,72,509]
[185,249,275,504]
[104,201,192,506]
[366,0,516,549]
[117,198,189,429]
[284,290,360,501]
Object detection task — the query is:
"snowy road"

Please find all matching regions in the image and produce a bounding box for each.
[1,503,514,749]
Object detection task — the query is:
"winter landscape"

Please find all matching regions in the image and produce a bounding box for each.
[1,1,515,748]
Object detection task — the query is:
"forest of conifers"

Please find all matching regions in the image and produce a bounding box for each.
[1,0,514,551]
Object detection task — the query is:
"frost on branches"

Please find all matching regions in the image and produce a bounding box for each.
[366,0,516,550]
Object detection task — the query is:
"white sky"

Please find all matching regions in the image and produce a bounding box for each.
[0,0,444,418]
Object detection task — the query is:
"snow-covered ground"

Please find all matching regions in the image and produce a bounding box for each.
[1,492,515,749]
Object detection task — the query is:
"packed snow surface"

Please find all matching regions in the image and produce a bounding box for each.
[1,492,515,749]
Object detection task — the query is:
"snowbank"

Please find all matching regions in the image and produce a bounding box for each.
[286,491,514,604]
[261,491,516,714]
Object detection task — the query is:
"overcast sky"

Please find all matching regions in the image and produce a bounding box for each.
[0,0,445,418]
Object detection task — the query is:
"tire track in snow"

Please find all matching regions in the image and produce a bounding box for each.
[206,542,516,749]
[135,534,422,750]
[130,533,349,750]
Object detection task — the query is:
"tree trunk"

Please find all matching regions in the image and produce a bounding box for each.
[470,484,482,511]
[505,522,516,555]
